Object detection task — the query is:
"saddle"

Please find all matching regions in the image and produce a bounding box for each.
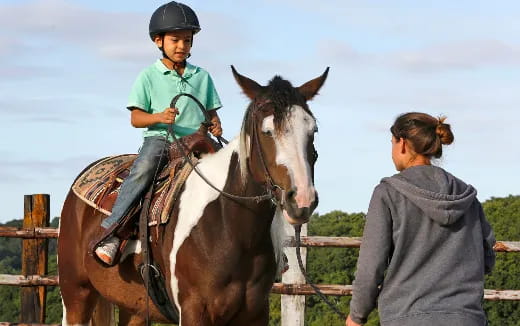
[75,128,221,247]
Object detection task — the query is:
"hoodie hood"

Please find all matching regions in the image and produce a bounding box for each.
[382,165,477,226]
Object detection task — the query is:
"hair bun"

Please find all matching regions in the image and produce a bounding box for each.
[436,116,454,145]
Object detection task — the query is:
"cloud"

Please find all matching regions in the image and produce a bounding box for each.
[0,170,30,183]
[392,39,520,72]
[315,38,520,74]
[0,36,26,58]
[0,97,94,122]
[0,62,55,79]
[0,155,99,181]
[0,0,150,62]
[318,39,364,64]
[0,0,252,65]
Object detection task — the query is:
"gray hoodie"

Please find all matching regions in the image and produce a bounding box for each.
[349,165,496,326]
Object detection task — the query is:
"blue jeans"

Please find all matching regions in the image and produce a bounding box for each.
[101,136,170,229]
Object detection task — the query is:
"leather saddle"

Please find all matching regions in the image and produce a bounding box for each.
[85,128,221,260]
[95,130,219,219]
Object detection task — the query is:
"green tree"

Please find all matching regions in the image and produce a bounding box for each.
[482,195,520,325]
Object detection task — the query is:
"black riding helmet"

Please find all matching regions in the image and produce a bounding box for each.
[149,1,201,40]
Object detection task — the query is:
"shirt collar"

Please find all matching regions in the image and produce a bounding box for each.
[154,59,197,78]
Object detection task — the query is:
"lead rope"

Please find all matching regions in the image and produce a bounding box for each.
[294,225,347,320]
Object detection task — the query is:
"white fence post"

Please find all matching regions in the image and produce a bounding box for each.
[281,223,307,326]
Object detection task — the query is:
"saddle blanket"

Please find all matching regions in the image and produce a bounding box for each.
[72,155,135,216]
[72,154,196,225]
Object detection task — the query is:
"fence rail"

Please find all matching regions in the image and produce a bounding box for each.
[1,228,518,251]
[271,283,520,301]
[1,194,519,325]
[0,323,60,326]
[0,227,58,239]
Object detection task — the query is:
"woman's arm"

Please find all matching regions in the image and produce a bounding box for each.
[348,184,393,325]
[478,202,496,274]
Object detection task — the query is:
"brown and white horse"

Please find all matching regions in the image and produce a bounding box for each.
[58,66,328,326]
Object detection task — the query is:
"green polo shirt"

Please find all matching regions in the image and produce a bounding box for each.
[127,59,222,140]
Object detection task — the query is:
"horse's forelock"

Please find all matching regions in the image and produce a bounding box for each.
[247,76,313,133]
[271,77,315,132]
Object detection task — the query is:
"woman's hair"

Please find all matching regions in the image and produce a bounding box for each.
[390,112,454,158]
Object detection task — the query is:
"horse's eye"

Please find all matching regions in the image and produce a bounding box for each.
[263,130,273,137]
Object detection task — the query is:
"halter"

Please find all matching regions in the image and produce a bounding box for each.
[167,93,286,207]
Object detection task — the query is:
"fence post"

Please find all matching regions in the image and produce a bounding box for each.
[281,223,307,326]
[20,194,50,323]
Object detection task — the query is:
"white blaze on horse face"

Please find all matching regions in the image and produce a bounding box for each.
[262,105,317,209]
[169,137,237,325]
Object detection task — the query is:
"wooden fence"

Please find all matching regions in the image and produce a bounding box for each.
[0,194,519,325]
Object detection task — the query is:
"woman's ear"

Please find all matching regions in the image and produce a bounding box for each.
[400,138,407,154]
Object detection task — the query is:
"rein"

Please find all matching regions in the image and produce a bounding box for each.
[294,225,347,320]
[167,93,286,206]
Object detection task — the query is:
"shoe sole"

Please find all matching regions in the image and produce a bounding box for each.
[95,250,114,265]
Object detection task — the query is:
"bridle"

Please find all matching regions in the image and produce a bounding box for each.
[167,93,287,207]
[247,98,288,207]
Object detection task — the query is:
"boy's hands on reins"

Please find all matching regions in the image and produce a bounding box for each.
[157,107,179,124]
[151,107,222,137]
[208,115,223,137]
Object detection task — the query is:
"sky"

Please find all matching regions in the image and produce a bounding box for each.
[1,0,519,223]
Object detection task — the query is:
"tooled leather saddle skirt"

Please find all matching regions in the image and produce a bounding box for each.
[72,131,220,229]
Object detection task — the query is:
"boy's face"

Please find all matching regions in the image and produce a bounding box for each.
[154,30,193,63]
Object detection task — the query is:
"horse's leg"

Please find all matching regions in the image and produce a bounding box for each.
[229,311,269,326]
[179,299,212,326]
[60,282,99,325]
[228,296,269,326]
[118,309,146,326]
[59,193,110,326]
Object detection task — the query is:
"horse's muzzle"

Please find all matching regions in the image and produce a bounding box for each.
[283,188,318,225]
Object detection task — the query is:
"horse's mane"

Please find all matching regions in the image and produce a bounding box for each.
[238,76,314,180]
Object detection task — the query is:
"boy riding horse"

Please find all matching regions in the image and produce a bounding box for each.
[95,1,223,265]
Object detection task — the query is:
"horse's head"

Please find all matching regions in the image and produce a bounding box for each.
[232,66,329,225]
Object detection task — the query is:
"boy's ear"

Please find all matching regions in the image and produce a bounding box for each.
[153,35,163,48]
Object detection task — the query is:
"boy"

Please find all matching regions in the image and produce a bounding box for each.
[95,1,223,265]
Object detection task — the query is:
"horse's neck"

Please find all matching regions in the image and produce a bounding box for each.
[197,137,275,235]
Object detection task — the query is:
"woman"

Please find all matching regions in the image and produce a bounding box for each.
[346,112,496,326]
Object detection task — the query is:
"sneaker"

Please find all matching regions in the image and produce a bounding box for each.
[95,236,120,265]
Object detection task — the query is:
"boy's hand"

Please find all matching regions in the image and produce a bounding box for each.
[157,107,179,124]
[208,116,223,137]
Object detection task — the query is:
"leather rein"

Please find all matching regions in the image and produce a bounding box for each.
[139,93,289,324]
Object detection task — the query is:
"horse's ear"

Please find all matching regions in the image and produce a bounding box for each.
[297,67,330,101]
[231,65,263,100]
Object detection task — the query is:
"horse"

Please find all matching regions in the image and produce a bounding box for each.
[58,66,328,326]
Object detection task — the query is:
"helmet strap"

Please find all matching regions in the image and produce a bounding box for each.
[158,34,187,73]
